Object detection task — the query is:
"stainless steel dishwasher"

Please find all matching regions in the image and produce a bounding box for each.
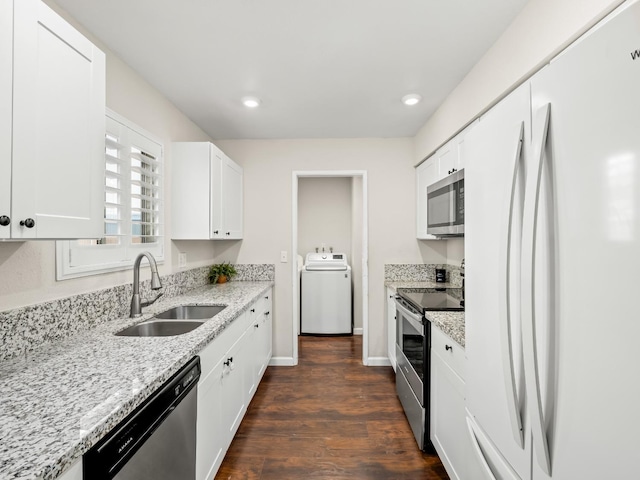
[84,356,201,480]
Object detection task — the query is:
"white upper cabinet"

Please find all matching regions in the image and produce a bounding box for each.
[1,0,105,240]
[415,120,477,240]
[172,142,243,240]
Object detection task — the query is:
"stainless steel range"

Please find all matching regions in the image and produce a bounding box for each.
[394,288,463,451]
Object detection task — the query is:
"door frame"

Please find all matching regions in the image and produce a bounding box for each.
[291,170,369,365]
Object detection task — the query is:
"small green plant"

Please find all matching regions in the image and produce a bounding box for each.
[209,262,237,284]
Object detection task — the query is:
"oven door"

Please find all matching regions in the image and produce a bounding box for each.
[395,299,425,405]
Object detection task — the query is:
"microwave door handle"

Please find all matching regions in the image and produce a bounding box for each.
[522,103,552,476]
[498,121,525,448]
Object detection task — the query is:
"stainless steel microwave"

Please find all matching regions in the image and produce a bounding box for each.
[426,169,464,236]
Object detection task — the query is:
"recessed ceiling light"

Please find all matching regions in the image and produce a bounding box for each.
[402,94,422,106]
[242,96,261,108]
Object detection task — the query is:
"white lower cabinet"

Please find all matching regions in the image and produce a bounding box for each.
[196,288,273,480]
[386,287,397,371]
[430,326,469,480]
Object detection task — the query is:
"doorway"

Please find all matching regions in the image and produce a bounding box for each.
[291,170,369,365]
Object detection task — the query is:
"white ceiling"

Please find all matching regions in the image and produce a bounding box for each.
[53,0,528,140]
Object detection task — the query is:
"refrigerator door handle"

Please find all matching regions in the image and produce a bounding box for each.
[498,121,525,449]
[521,102,552,475]
[466,416,498,480]
[466,412,524,480]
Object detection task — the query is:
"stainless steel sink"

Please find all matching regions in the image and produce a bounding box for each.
[115,320,205,337]
[153,305,226,320]
[115,304,226,337]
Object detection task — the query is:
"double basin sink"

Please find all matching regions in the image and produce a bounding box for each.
[116,305,226,337]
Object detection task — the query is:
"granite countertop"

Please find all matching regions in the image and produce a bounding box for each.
[385,280,465,347]
[0,281,273,480]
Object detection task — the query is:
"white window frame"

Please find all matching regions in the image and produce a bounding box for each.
[56,109,164,280]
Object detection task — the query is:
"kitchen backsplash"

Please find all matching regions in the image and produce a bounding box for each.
[385,263,463,286]
[0,264,274,362]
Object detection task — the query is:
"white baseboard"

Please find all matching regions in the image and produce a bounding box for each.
[367,356,392,367]
[353,328,363,335]
[269,356,296,366]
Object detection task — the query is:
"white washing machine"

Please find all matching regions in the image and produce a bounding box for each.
[300,252,352,335]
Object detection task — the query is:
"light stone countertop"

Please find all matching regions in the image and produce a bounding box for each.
[0,281,273,480]
[385,281,465,347]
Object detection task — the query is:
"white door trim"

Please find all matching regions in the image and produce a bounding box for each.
[292,170,369,366]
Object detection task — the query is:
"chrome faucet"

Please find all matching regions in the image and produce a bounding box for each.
[130,252,163,317]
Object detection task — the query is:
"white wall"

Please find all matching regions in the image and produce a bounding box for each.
[0,2,215,311]
[215,138,447,360]
[414,0,624,163]
[298,177,352,259]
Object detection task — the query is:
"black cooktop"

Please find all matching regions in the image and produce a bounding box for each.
[398,288,464,313]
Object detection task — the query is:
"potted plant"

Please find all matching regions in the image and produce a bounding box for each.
[209,262,237,284]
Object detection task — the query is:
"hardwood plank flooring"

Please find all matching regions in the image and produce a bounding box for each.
[214,335,449,480]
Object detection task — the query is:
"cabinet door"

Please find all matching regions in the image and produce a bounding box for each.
[196,357,225,480]
[12,0,105,239]
[255,308,272,382]
[386,288,396,371]
[416,157,439,240]
[221,156,243,239]
[210,147,225,238]
[244,316,258,400]
[0,0,11,239]
[431,349,467,480]
[172,142,212,240]
[436,142,456,178]
[221,332,248,440]
[454,120,476,172]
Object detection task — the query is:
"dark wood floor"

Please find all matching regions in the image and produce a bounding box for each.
[215,335,449,480]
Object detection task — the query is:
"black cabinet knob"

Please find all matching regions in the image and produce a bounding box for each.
[225,232,230,235]
[265,311,270,315]
[20,218,35,228]
[445,345,453,351]
[213,230,219,234]
[250,308,255,313]
[0,215,9,226]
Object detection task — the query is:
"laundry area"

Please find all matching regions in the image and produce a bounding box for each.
[297,176,363,337]
[300,251,352,334]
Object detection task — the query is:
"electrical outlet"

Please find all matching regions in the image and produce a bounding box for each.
[178,252,187,268]
[280,251,288,263]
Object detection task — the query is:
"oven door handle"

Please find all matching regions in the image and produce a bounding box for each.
[395,299,424,333]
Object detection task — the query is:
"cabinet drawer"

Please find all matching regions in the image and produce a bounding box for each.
[431,325,465,380]
[200,311,247,379]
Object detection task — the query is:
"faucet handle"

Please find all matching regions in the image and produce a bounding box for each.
[142,292,163,308]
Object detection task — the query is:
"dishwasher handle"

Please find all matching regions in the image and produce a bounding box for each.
[84,356,201,480]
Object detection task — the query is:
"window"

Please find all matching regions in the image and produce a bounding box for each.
[56,110,164,279]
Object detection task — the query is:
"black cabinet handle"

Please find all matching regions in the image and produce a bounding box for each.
[265,295,269,300]
[20,218,35,228]
[226,232,230,235]
[265,311,270,315]
[0,215,9,226]
[213,230,219,234]
[254,323,259,329]
[224,358,231,366]
[445,345,452,351]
